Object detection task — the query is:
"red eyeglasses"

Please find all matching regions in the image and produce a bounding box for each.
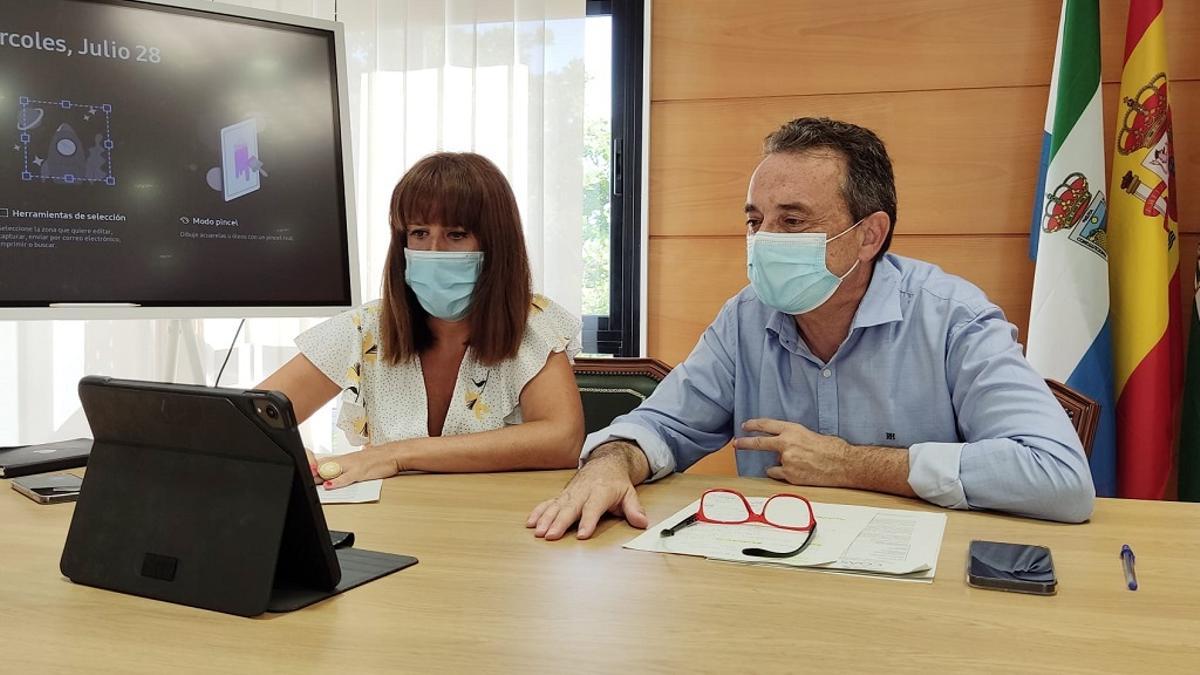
[660,488,818,558]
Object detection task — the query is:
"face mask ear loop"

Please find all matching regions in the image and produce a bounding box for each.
[827,216,866,244]
[837,258,861,281]
[828,216,866,282]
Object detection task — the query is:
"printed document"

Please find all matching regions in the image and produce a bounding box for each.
[626,499,946,581]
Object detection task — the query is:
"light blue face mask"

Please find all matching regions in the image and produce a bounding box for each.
[404,248,485,321]
[746,219,863,315]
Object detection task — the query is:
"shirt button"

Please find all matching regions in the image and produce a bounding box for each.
[822,369,832,378]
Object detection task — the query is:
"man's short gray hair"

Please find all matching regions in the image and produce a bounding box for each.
[763,117,897,259]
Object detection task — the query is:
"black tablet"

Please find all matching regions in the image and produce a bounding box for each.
[0,438,91,478]
[60,376,416,616]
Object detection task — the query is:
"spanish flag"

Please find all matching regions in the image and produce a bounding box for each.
[1109,0,1183,499]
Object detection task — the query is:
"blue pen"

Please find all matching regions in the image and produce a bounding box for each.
[1120,544,1138,591]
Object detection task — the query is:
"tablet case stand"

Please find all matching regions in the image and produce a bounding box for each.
[61,378,416,617]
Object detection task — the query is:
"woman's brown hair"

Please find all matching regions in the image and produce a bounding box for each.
[379,152,532,366]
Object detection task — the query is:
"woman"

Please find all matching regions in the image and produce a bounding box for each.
[259,152,585,489]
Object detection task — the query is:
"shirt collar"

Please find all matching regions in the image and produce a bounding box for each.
[764,256,905,342]
[850,256,905,330]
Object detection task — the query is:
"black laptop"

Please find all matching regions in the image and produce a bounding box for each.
[0,438,91,478]
[60,376,417,617]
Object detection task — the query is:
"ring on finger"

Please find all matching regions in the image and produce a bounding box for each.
[318,461,343,480]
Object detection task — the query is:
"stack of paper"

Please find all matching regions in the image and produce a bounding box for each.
[625,498,947,582]
[317,478,382,504]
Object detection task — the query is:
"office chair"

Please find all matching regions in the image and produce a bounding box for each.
[1046,379,1100,457]
[572,357,672,434]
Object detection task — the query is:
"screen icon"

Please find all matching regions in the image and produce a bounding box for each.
[219,119,265,201]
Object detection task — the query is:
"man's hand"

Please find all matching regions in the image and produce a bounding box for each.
[732,418,851,487]
[733,418,916,497]
[526,445,650,540]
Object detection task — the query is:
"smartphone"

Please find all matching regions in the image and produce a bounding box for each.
[966,540,1057,595]
[11,473,84,504]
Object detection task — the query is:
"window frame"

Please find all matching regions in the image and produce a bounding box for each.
[582,0,644,356]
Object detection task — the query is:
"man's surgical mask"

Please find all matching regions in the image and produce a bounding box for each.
[404,249,484,321]
[746,219,863,315]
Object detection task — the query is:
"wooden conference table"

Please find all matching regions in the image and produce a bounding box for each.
[3,469,1199,673]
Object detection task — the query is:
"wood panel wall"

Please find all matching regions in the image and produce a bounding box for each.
[645,0,1200,475]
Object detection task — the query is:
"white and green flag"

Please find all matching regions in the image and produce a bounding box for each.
[1026,0,1115,494]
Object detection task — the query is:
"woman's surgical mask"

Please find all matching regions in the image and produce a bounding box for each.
[404,249,484,321]
[746,219,863,315]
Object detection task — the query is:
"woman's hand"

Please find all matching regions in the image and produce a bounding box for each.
[316,444,403,490]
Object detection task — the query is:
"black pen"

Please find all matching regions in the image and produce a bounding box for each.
[1120,544,1138,591]
[660,512,698,537]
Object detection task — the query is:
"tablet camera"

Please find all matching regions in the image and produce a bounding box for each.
[254,400,285,429]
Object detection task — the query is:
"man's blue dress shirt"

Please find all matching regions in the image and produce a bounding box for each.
[582,254,1095,523]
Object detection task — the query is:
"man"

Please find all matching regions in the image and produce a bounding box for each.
[528,117,1095,541]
